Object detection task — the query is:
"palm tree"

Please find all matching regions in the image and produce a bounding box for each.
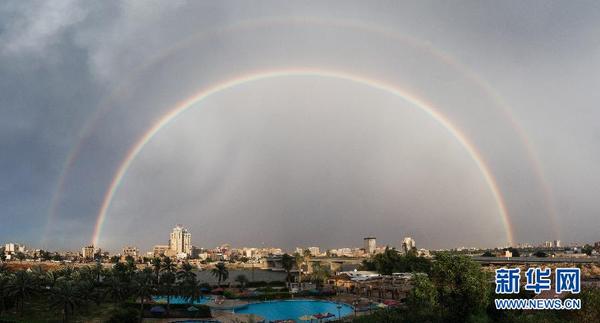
[0,263,8,275]
[150,257,162,282]
[234,274,249,290]
[159,271,176,316]
[49,280,84,322]
[161,257,177,274]
[310,265,331,290]
[0,273,11,316]
[280,253,294,284]
[294,252,304,287]
[7,270,37,316]
[45,270,60,289]
[179,277,202,309]
[177,262,196,282]
[303,249,312,277]
[132,270,154,322]
[211,262,229,286]
[92,261,103,284]
[125,256,137,278]
[105,273,129,304]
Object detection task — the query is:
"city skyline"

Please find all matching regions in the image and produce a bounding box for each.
[2,2,600,250]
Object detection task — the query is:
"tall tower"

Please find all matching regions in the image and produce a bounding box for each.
[402,237,416,253]
[364,237,376,254]
[169,225,192,255]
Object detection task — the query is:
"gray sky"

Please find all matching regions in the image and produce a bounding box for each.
[1,1,599,252]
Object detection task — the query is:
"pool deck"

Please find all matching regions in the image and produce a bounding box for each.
[206,299,250,310]
[142,312,265,323]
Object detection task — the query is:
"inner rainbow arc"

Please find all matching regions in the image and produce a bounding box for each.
[91,68,515,247]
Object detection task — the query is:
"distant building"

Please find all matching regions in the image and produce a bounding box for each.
[308,247,321,257]
[364,237,376,255]
[402,237,416,253]
[4,243,25,255]
[82,245,95,259]
[544,241,553,248]
[553,240,561,248]
[153,245,169,257]
[122,246,139,258]
[169,225,192,256]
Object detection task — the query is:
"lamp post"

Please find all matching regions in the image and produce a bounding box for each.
[336,303,342,321]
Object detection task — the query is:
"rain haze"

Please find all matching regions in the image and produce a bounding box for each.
[1,1,599,252]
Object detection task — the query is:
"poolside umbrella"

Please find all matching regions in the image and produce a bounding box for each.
[212,287,224,294]
[383,299,398,307]
[320,312,335,318]
[200,287,211,292]
[299,314,315,321]
[150,305,166,315]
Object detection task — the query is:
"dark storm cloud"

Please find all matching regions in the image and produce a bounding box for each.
[1,1,599,251]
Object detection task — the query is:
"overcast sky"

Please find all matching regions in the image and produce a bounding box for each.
[1,1,599,252]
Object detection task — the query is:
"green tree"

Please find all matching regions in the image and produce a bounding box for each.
[159,271,176,316]
[0,272,10,316]
[508,247,520,257]
[405,274,440,321]
[15,252,26,262]
[39,250,52,261]
[211,262,229,286]
[582,244,594,256]
[105,272,129,304]
[49,280,85,323]
[161,257,177,274]
[280,253,294,284]
[571,287,600,322]
[309,264,330,290]
[534,251,548,258]
[179,277,202,309]
[92,261,103,284]
[431,253,491,322]
[481,251,494,257]
[132,270,154,322]
[363,247,431,275]
[294,252,304,285]
[7,270,37,316]
[235,274,249,289]
[177,262,196,282]
[150,257,162,283]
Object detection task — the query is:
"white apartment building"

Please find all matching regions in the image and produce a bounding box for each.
[169,225,192,256]
[402,237,416,253]
[364,237,376,255]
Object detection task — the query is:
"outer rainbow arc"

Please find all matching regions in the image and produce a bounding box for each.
[91,68,515,247]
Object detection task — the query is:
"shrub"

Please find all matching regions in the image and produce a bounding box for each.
[106,307,139,323]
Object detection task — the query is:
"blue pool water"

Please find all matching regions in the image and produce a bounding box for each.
[152,295,212,305]
[235,299,353,322]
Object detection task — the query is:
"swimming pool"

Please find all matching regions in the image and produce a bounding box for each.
[152,295,212,305]
[235,299,353,322]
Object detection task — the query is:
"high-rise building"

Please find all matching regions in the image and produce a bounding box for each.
[82,245,95,259]
[402,237,416,253]
[4,243,25,255]
[364,237,376,254]
[169,225,192,256]
[553,240,561,248]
